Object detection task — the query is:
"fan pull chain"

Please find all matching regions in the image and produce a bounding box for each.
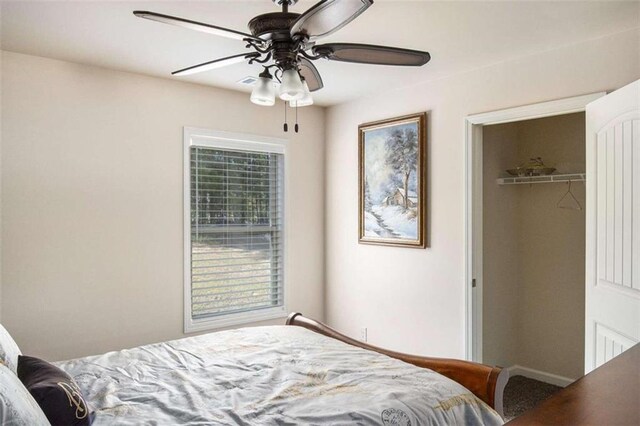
[283,102,288,132]
[295,103,299,133]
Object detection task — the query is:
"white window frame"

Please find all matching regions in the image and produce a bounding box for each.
[183,127,289,333]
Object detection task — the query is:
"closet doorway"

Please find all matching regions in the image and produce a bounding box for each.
[482,112,587,386]
[463,93,606,383]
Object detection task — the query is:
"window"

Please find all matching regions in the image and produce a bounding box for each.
[184,128,287,332]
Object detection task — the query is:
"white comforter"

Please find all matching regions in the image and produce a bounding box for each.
[57,326,504,425]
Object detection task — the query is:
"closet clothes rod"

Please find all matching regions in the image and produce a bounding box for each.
[496,173,586,186]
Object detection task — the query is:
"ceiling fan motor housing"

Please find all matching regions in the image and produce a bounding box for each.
[248,12,300,40]
[248,12,303,68]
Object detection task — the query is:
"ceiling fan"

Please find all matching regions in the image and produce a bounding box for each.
[134,0,430,129]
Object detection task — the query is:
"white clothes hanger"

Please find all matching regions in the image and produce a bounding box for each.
[557,180,582,211]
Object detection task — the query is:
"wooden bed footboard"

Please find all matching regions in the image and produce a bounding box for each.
[286,312,508,417]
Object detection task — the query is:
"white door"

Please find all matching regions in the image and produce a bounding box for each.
[585,80,640,373]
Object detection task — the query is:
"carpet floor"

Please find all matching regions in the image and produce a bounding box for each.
[503,375,562,421]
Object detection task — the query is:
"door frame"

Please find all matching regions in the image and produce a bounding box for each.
[464,92,606,362]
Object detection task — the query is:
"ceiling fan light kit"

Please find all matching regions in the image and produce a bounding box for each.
[134,0,431,132]
[279,68,306,101]
[290,80,314,107]
[250,69,277,106]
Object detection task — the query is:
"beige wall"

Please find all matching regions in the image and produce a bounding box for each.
[517,114,586,379]
[324,29,639,359]
[482,122,521,368]
[0,51,325,361]
[483,113,586,380]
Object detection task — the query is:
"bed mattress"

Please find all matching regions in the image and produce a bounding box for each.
[57,325,504,425]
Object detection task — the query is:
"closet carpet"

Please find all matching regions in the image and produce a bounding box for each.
[503,375,562,421]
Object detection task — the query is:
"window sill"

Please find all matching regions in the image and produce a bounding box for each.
[184,306,288,334]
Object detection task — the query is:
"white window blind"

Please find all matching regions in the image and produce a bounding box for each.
[189,145,284,321]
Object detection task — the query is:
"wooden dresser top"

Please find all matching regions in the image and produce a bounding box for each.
[506,344,640,426]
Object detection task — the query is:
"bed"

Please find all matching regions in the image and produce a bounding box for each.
[47,313,503,426]
[48,313,507,425]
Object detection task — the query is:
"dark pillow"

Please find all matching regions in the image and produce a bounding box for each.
[17,355,93,426]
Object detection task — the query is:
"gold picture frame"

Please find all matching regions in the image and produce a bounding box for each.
[358,112,427,248]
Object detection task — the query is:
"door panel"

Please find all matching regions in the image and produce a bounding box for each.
[594,322,636,366]
[586,79,640,373]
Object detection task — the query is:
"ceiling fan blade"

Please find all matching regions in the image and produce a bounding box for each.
[172,53,258,76]
[298,58,324,92]
[290,0,373,41]
[313,43,430,66]
[133,11,262,43]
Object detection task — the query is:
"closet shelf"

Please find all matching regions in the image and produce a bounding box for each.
[497,173,586,185]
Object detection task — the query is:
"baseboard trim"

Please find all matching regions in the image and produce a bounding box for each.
[507,365,575,388]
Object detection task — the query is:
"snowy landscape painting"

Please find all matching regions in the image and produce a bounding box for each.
[359,113,426,248]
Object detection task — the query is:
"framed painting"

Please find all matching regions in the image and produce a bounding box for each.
[359,112,427,248]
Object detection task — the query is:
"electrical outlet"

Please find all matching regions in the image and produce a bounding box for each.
[360,327,368,342]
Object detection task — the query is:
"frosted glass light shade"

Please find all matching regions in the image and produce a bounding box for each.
[250,76,276,106]
[289,81,313,107]
[279,69,305,101]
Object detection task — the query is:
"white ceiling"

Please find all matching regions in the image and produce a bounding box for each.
[2,1,638,106]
